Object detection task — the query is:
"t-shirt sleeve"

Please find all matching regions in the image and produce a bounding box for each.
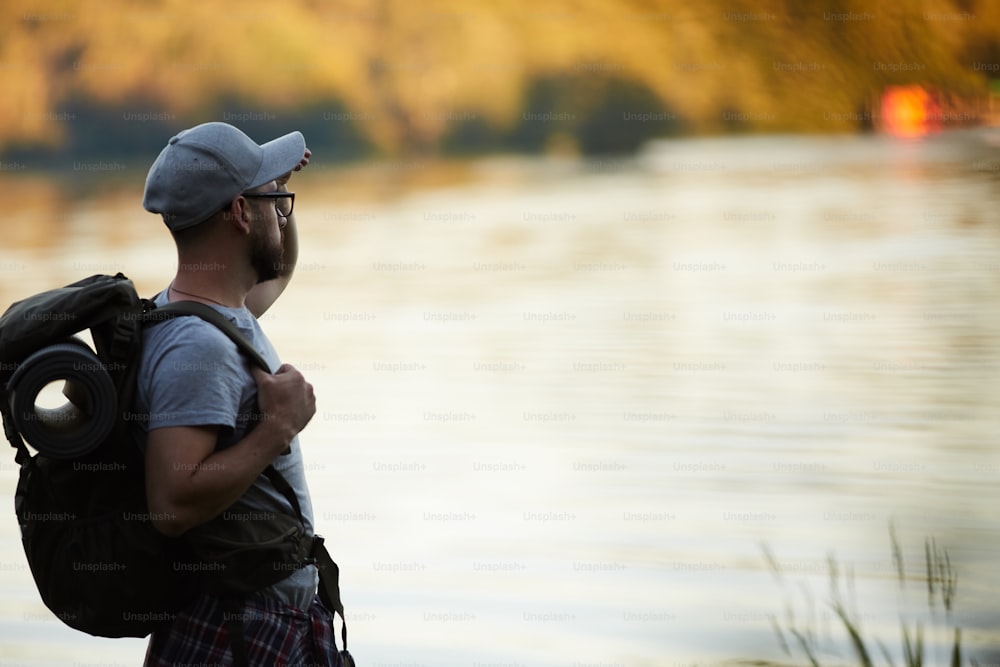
[142,321,249,434]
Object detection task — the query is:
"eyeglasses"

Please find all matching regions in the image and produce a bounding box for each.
[243,191,295,218]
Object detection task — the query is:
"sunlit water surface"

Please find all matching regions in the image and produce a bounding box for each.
[1,131,999,666]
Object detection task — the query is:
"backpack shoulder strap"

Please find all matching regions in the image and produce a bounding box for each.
[142,300,270,372]
[144,300,350,650]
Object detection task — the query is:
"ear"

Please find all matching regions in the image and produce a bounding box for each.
[222,196,253,235]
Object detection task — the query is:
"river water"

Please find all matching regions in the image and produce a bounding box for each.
[1,130,999,666]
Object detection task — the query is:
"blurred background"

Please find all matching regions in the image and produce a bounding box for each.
[1,0,1000,665]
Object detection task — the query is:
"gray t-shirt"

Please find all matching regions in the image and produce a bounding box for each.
[133,290,318,610]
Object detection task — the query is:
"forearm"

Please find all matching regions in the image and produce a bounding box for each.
[277,183,299,279]
[147,421,297,536]
[245,189,298,317]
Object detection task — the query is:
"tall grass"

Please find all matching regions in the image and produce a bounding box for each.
[763,524,973,667]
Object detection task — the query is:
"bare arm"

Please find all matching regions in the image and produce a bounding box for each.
[245,203,298,318]
[246,149,310,318]
[145,364,316,537]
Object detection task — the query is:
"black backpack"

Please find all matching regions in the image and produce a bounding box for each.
[0,273,350,662]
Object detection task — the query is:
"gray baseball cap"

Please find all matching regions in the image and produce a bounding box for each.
[143,122,305,231]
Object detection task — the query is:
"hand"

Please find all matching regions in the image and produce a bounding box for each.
[276,148,311,189]
[251,363,316,451]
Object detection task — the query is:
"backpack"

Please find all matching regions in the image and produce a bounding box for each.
[0,273,351,662]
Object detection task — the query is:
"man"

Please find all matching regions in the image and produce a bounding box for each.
[137,122,341,666]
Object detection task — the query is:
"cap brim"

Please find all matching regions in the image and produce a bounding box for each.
[249,131,306,190]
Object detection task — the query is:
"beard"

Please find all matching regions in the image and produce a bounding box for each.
[249,222,284,283]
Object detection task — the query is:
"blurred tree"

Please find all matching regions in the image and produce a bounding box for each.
[0,0,996,160]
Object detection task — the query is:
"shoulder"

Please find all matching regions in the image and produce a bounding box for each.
[143,314,241,357]
[140,314,250,383]
[135,311,254,429]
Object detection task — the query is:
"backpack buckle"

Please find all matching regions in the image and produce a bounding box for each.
[306,534,325,565]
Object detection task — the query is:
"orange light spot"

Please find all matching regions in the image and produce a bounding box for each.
[881,85,936,138]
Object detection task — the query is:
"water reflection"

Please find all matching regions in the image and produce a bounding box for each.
[1,130,999,665]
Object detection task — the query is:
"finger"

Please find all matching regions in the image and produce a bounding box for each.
[295,150,311,170]
[250,365,272,381]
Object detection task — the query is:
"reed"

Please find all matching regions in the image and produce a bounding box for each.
[764,524,970,667]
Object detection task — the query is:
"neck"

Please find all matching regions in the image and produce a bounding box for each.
[169,272,248,309]
[172,232,257,308]
[167,281,243,308]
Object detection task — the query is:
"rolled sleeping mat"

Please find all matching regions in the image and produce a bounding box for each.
[6,339,118,460]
